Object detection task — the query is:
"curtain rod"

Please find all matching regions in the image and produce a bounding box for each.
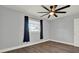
[29,16,35,19]
[28,16,41,20]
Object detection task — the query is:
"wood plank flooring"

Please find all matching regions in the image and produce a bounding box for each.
[5,41,79,53]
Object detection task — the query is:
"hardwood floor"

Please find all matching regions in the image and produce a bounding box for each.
[5,41,79,53]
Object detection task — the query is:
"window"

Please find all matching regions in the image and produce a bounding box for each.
[29,20,40,32]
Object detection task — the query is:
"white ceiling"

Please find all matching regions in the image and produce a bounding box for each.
[2,5,79,20]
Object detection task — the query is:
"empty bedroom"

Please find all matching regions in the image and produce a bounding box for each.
[0,5,79,53]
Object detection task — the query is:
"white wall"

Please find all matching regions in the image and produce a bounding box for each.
[43,20,51,39]
[50,13,79,45]
[0,6,24,49]
[0,6,50,50]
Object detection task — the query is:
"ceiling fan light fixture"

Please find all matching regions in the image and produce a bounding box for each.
[49,12,54,15]
[52,9,55,11]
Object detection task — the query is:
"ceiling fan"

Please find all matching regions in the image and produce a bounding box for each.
[38,5,70,18]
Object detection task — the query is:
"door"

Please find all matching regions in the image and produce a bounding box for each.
[74,18,79,46]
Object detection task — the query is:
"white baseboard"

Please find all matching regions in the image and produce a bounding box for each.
[50,39,74,46]
[50,39,79,47]
[0,39,49,53]
[74,43,79,47]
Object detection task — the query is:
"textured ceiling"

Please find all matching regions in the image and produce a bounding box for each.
[2,5,79,20]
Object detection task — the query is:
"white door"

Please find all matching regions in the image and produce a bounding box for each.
[74,18,79,46]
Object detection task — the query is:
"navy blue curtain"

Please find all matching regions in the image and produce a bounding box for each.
[40,20,43,39]
[23,16,30,42]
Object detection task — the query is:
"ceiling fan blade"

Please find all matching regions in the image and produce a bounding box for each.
[54,14,58,17]
[56,11,66,13]
[48,15,50,18]
[37,12,48,13]
[56,5,70,11]
[41,5,50,11]
[40,13,49,17]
